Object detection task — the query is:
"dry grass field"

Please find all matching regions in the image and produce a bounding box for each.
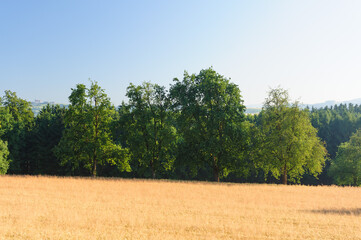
[0,176,360,240]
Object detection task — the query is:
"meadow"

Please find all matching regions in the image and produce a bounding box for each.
[0,176,360,240]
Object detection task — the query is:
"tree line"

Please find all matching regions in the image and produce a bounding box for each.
[0,68,360,185]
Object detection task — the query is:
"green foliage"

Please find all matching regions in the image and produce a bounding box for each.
[0,139,10,174]
[55,81,130,177]
[28,104,67,175]
[329,129,361,186]
[2,90,34,124]
[170,68,248,181]
[257,88,327,184]
[119,82,177,178]
[0,101,13,137]
[3,70,361,185]
[308,103,361,184]
[310,104,361,159]
[0,100,10,175]
[1,91,34,174]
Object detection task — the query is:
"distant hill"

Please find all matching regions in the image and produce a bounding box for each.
[246,98,361,114]
[245,108,262,114]
[340,98,361,105]
[304,98,361,109]
[30,101,68,115]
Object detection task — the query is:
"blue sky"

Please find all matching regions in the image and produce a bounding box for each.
[1,0,361,106]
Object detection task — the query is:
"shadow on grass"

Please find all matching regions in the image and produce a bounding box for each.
[304,208,361,216]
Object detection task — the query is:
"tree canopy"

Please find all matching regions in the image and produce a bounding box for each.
[28,104,67,175]
[55,81,130,177]
[329,129,361,186]
[0,139,9,175]
[0,102,10,175]
[170,68,248,182]
[119,82,177,178]
[256,88,327,184]
[1,91,34,174]
[8,68,361,186]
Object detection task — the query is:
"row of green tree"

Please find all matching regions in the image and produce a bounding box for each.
[0,68,360,185]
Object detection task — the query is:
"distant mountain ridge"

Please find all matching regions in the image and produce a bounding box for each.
[245,98,361,114]
[303,98,361,109]
[30,100,68,115]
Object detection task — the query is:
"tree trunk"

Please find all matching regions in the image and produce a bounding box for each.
[92,157,97,177]
[214,168,220,182]
[282,165,287,184]
[151,160,156,179]
[353,176,358,186]
[213,157,220,182]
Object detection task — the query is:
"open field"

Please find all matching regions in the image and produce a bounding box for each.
[0,176,360,240]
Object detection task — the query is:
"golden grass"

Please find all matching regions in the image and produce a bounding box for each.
[0,176,360,240]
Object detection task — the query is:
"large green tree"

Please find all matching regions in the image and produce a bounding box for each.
[1,91,34,174]
[170,68,248,182]
[329,129,361,186]
[258,88,327,184]
[119,82,177,178]
[55,81,130,177]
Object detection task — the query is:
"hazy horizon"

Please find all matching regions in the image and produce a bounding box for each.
[27,94,361,109]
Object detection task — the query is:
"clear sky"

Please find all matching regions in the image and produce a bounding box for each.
[1,0,361,106]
